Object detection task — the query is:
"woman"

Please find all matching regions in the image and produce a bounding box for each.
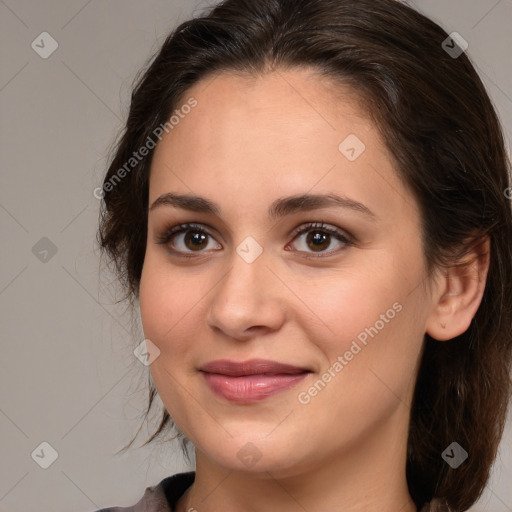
[95,0,512,510]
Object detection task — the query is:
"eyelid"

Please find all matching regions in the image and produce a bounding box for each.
[286,221,354,257]
[289,221,351,241]
[154,222,220,254]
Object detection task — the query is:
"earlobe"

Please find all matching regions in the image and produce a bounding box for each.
[425,236,491,342]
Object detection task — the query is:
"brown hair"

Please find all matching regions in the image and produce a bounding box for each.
[97,0,512,509]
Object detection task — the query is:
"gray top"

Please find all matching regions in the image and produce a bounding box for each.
[94,472,195,512]
[93,471,451,511]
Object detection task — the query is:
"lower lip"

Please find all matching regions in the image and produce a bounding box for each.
[202,372,310,404]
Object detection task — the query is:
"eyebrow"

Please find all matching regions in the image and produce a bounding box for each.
[148,192,377,220]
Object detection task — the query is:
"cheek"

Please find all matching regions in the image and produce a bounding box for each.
[315,295,423,420]
[295,299,422,446]
[290,259,402,355]
[139,257,202,426]
[293,260,423,401]
[139,254,195,354]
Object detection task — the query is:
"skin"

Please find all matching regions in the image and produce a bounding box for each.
[138,67,490,512]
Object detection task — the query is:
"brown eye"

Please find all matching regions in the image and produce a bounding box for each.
[155,223,222,254]
[182,231,209,251]
[287,222,353,257]
[305,231,331,252]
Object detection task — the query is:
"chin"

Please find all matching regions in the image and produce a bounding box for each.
[194,431,320,478]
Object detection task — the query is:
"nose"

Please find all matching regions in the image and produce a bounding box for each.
[205,247,286,341]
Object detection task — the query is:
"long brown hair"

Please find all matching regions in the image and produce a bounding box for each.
[97,0,512,509]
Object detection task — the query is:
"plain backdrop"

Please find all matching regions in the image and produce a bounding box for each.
[0,1,511,511]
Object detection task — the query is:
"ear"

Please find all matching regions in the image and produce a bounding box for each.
[425,235,491,341]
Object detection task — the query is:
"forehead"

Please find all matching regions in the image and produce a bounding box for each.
[149,68,417,225]
[169,68,371,150]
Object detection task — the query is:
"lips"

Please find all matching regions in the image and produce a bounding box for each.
[199,359,311,376]
[199,359,312,403]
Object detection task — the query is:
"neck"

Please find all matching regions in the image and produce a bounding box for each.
[175,410,417,512]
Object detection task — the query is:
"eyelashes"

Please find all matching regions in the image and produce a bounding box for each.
[287,222,354,256]
[154,221,354,258]
[155,223,219,255]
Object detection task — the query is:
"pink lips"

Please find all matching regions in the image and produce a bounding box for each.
[199,359,311,404]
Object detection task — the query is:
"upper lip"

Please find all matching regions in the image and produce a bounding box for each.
[199,359,311,377]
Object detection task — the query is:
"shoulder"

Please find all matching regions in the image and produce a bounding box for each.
[92,471,195,512]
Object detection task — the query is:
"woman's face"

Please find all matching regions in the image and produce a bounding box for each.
[139,68,435,477]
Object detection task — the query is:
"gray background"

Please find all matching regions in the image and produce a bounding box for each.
[0,0,511,510]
